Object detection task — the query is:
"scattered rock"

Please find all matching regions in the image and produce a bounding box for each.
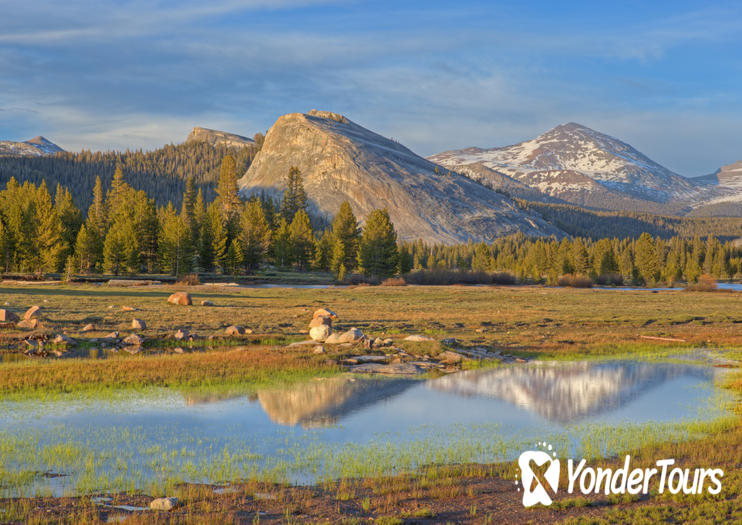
[16,318,39,330]
[287,340,317,347]
[52,334,77,346]
[441,337,459,346]
[174,329,189,340]
[200,300,214,306]
[225,325,246,336]
[23,306,42,320]
[131,318,146,330]
[313,345,325,354]
[324,332,342,344]
[173,347,185,354]
[0,309,19,323]
[123,333,144,346]
[103,331,119,339]
[309,324,331,342]
[347,362,424,375]
[122,346,141,354]
[121,306,137,312]
[81,323,95,332]
[149,497,178,511]
[403,334,436,342]
[167,292,192,306]
[353,355,390,364]
[336,327,365,343]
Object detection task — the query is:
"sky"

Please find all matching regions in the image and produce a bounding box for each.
[1,0,740,176]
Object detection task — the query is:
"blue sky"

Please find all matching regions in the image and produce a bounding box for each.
[1,0,740,175]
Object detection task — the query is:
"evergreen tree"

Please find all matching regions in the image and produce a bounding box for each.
[158,203,190,276]
[312,229,333,271]
[289,209,314,270]
[240,199,272,272]
[74,224,96,273]
[280,166,308,222]
[634,233,659,284]
[358,208,399,278]
[272,217,293,268]
[331,201,360,271]
[207,202,228,272]
[216,155,242,238]
[224,238,244,275]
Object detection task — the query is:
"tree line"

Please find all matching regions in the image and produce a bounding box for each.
[3,155,742,286]
[0,157,400,279]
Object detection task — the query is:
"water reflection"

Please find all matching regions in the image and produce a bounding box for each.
[428,361,714,423]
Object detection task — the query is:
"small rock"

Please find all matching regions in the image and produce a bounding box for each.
[308,315,332,328]
[441,337,459,345]
[309,324,331,342]
[200,300,214,306]
[167,292,192,306]
[16,318,39,330]
[81,323,95,332]
[131,318,146,330]
[438,350,465,364]
[173,347,185,354]
[149,497,178,511]
[0,309,19,323]
[103,331,119,339]
[348,362,424,375]
[52,334,77,346]
[121,306,137,312]
[122,346,141,354]
[123,333,144,346]
[174,328,189,340]
[23,306,41,320]
[475,328,486,334]
[403,335,436,342]
[225,325,246,336]
[313,345,326,354]
[287,340,317,347]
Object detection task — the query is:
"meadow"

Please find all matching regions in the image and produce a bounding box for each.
[0,281,740,523]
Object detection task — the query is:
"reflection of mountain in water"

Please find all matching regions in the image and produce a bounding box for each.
[257,376,416,428]
[428,361,713,424]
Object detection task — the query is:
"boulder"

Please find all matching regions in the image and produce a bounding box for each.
[167,292,192,306]
[200,300,214,306]
[123,334,144,346]
[122,346,141,354]
[81,323,95,333]
[131,318,146,330]
[336,327,365,343]
[308,315,332,328]
[23,306,42,320]
[309,324,331,342]
[225,325,246,336]
[437,350,465,364]
[404,334,436,342]
[0,309,19,323]
[103,331,119,339]
[52,334,77,346]
[150,497,178,511]
[174,328,189,340]
[313,345,326,354]
[121,306,137,312]
[313,308,338,320]
[324,332,343,344]
[173,347,185,354]
[16,318,39,330]
[441,337,459,346]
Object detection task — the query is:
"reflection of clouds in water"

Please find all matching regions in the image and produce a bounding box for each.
[427,361,713,424]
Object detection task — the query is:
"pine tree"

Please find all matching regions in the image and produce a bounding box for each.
[74,224,95,273]
[54,184,83,263]
[312,230,333,271]
[330,236,346,279]
[634,233,659,284]
[224,238,244,275]
[158,203,190,276]
[216,155,241,238]
[331,201,360,272]
[206,202,228,272]
[272,217,293,268]
[289,209,314,270]
[358,209,399,278]
[471,243,494,272]
[86,176,107,270]
[280,166,308,222]
[240,199,272,272]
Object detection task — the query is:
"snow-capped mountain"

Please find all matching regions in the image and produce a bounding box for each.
[429,123,702,213]
[0,136,64,157]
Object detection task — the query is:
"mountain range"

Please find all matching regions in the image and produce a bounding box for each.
[2,117,742,243]
[0,136,64,157]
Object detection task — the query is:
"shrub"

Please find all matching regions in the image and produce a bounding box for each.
[403,269,516,285]
[685,274,718,292]
[380,277,406,286]
[176,273,201,286]
[595,273,623,286]
[557,273,593,288]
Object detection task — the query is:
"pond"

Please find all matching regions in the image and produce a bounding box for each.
[0,357,735,497]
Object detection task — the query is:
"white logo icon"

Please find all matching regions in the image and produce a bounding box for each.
[518,445,560,507]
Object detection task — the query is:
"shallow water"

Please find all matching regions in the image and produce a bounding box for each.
[0,357,734,496]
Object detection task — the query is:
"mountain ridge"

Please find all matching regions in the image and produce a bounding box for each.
[0,136,64,157]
